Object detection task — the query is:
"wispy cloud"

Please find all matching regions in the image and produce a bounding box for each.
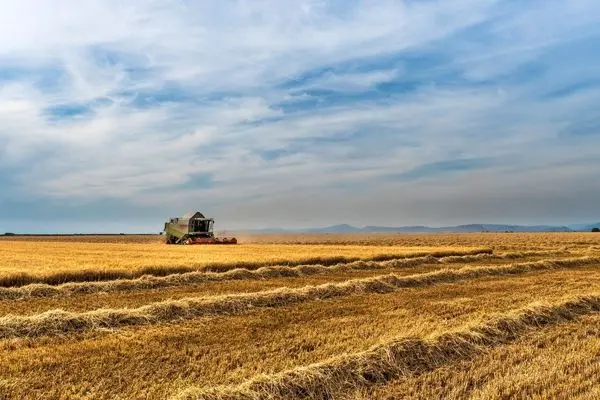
[388,158,494,182]
[1,0,600,231]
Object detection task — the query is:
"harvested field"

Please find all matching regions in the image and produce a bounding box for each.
[360,313,600,400]
[0,240,483,286]
[0,233,599,399]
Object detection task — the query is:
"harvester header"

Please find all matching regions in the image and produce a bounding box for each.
[163,211,237,245]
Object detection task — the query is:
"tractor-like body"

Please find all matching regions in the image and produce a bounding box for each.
[163,212,236,244]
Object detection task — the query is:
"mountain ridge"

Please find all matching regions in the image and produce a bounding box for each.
[236,222,600,233]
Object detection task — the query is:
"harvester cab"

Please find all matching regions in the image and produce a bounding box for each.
[163,211,237,245]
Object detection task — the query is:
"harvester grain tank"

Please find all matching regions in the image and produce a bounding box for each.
[163,211,237,245]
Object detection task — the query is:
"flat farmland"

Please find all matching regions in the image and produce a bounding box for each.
[0,233,599,399]
[0,240,476,286]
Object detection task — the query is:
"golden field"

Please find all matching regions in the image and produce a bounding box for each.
[0,232,599,399]
[0,240,479,285]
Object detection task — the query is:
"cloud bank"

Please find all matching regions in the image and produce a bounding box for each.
[1,0,600,232]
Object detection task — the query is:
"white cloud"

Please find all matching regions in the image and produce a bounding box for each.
[1,0,600,229]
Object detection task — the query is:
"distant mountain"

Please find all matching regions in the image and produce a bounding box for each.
[364,224,572,233]
[446,224,572,233]
[239,222,587,233]
[363,225,435,232]
[305,224,359,233]
[568,222,600,231]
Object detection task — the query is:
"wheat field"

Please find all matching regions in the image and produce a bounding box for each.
[0,233,599,399]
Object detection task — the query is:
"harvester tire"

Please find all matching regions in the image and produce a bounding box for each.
[165,235,177,244]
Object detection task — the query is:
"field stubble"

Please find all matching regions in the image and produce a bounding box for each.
[0,232,599,399]
[0,241,481,286]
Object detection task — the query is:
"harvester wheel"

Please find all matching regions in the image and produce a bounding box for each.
[165,235,178,244]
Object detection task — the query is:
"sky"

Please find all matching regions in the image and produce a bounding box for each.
[1,0,600,233]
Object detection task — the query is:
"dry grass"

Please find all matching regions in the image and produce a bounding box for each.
[0,241,483,286]
[362,314,600,400]
[174,293,600,400]
[238,232,600,251]
[0,233,599,399]
[0,250,558,301]
[1,267,600,399]
[1,256,598,339]
[0,234,162,244]
[4,232,599,250]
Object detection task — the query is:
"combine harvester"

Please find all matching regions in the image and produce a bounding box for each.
[163,211,237,245]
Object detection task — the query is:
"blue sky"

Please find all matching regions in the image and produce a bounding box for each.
[1,0,600,232]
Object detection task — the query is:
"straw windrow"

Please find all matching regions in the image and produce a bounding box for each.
[0,256,597,339]
[0,248,493,288]
[173,293,600,400]
[0,250,566,301]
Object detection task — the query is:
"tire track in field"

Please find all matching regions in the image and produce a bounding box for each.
[0,250,564,301]
[0,256,597,339]
[172,293,600,400]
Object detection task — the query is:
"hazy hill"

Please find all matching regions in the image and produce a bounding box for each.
[242,223,582,233]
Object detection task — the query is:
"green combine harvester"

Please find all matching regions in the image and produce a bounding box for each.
[163,211,237,245]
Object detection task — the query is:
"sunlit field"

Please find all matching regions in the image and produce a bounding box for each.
[0,233,599,399]
[0,239,479,285]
